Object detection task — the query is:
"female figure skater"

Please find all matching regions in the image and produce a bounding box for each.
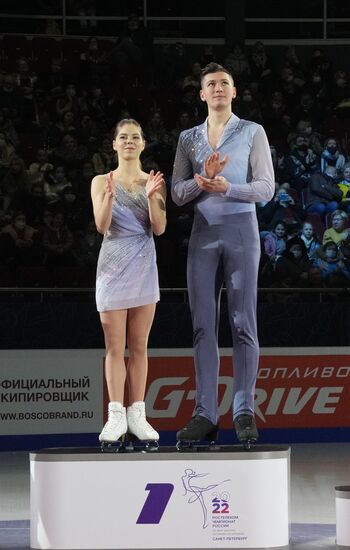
[91,118,166,447]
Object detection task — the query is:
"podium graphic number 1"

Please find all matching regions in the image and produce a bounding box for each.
[136,483,174,524]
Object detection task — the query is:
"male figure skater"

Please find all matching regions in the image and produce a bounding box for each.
[172,62,274,445]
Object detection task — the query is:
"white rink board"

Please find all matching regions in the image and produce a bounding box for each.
[0,349,103,435]
[335,487,350,547]
[30,448,290,550]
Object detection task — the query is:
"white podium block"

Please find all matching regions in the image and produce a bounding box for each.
[336,486,350,549]
[30,445,290,550]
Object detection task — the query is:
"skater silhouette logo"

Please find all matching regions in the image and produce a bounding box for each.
[181,469,230,529]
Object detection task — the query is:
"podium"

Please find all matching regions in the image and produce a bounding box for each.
[30,445,290,550]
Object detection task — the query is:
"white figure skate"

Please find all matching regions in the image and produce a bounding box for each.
[126,401,159,451]
[99,401,127,451]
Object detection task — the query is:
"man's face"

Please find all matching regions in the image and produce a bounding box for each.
[200,72,236,110]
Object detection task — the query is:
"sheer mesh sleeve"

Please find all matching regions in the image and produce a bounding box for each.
[224,125,275,203]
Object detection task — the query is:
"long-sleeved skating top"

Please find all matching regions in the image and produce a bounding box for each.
[171,113,275,224]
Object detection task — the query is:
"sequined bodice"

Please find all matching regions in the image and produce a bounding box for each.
[96,181,159,312]
[105,183,151,239]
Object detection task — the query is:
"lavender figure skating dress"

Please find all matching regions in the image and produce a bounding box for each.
[96,183,159,312]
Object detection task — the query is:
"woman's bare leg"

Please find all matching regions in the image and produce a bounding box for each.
[100,309,128,403]
[126,303,156,403]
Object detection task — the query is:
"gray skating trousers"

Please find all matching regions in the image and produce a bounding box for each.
[172,114,275,424]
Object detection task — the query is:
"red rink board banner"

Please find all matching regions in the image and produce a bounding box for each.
[138,348,350,432]
[1,347,349,446]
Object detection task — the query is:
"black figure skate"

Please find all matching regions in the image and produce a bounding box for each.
[234,414,258,450]
[176,415,219,451]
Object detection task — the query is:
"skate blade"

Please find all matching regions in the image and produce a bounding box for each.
[239,438,258,451]
[176,440,220,452]
[124,434,159,453]
[100,440,124,453]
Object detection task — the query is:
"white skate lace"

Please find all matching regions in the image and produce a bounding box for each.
[103,410,124,429]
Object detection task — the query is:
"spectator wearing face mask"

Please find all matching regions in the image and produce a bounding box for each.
[43,164,72,206]
[235,87,262,123]
[305,165,342,217]
[304,71,328,107]
[73,218,102,284]
[55,83,80,120]
[1,211,39,266]
[320,137,346,174]
[23,184,46,228]
[337,163,350,213]
[42,211,76,268]
[28,147,53,185]
[223,42,251,89]
[314,240,350,286]
[92,135,116,175]
[293,92,323,129]
[0,131,16,175]
[277,66,305,110]
[284,134,319,191]
[287,119,323,156]
[263,91,287,145]
[61,185,87,231]
[330,70,350,109]
[274,236,313,288]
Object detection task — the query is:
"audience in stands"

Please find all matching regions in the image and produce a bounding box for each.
[1,34,350,292]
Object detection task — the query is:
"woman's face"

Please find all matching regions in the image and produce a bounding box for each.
[302,223,313,239]
[113,123,144,160]
[274,224,286,238]
[332,214,345,231]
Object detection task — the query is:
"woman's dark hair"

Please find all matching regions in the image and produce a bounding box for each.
[113,119,145,168]
[273,220,287,232]
[113,118,145,140]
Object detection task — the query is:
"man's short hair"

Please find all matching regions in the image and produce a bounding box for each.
[200,62,234,86]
